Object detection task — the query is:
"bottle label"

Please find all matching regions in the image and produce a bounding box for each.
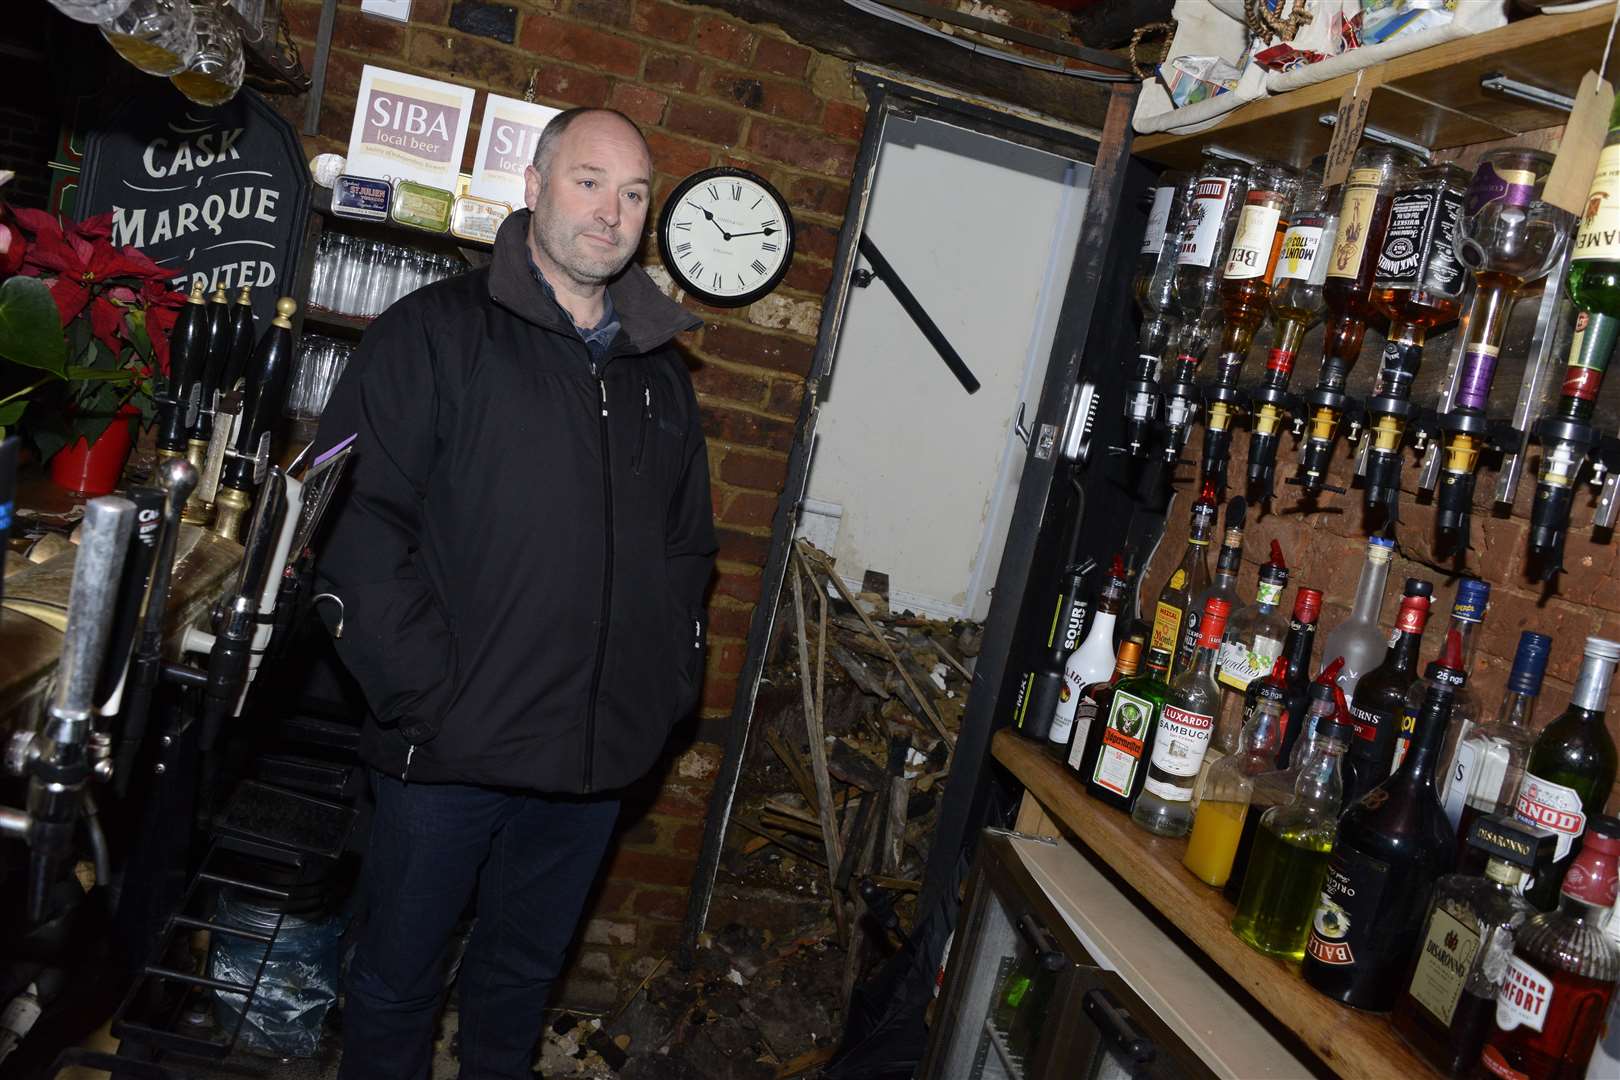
[1091,688,1156,796]
[1409,906,1481,1026]
[1305,847,1390,966]
[1217,635,1284,691]
[1575,144,1620,263]
[1495,954,1552,1034]
[1223,201,1282,281]
[1142,183,1176,256]
[1265,346,1296,375]
[1373,185,1466,297]
[1441,739,1480,831]
[1327,170,1382,280]
[1145,703,1214,795]
[1456,343,1502,411]
[1466,161,1539,217]
[1396,602,1429,635]
[1151,601,1184,664]
[1256,580,1285,608]
[1347,701,1386,745]
[1514,772,1587,863]
[1068,694,1103,771]
[1177,176,1235,268]
[1274,221,1324,283]
[1562,309,1617,402]
[1374,339,1424,399]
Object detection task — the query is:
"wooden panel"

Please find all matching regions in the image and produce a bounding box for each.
[992,730,1442,1080]
[1136,6,1614,168]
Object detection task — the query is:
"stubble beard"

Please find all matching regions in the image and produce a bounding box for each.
[531,193,633,288]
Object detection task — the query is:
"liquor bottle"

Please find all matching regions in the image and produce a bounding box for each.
[1362,162,1470,515]
[1145,483,1217,682]
[1319,534,1399,699]
[1392,578,1488,773]
[1294,145,1421,493]
[1083,641,1169,813]
[1482,817,1620,1079]
[1249,168,1335,500]
[1433,148,1567,547]
[1231,717,1351,959]
[1176,496,1247,675]
[1345,578,1434,804]
[1200,160,1299,493]
[1266,586,1325,768]
[1052,559,1126,748]
[1301,630,1462,1011]
[1227,659,1347,904]
[1114,545,1149,651]
[1214,540,1289,754]
[1441,630,1552,849]
[1517,637,1620,910]
[1068,637,1144,779]
[1185,654,1287,888]
[154,280,210,468]
[1132,597,1231,837]
[1539,93,1620,570]
[1393,814,1557,1076]
[1163,156,1250,463]
[1123,172,1190,457]
[1583,888,1620,1078]
[1011,556,1096,742]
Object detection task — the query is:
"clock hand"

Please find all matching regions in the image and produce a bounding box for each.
[687,201,732,241]
[728,228,778,239]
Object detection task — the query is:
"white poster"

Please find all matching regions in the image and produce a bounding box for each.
[346,65,476,192]
[469,94,561,209]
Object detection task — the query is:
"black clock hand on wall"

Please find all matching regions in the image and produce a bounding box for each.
[728,228,778,239]
[687,201,731,240]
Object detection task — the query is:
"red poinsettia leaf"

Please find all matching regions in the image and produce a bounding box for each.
[47,277,91,325]
[75,213,114,243]
[145,302,178,377]
[108,284,138,305]
[11,207,64,241]
[15,208,80,277]
[90,296,126,355]
[118,244,171,282]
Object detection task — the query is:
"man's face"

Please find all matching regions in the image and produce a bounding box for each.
[524,114,652,288]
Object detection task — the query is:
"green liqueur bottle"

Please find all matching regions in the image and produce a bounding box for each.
[1516,636,1620,909]
[1084,641,1171,814]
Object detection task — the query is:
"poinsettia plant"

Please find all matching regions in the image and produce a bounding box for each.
[0,204,187,461]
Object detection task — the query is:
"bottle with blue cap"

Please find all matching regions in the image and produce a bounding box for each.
[1439,629,1551,861]
[1391,578,1489,774]
[1320,534,1399,700]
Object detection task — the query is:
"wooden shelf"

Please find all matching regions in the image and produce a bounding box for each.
[991,730,1441,1080]
[311,187,493,256]
[303,308,373,335]
[1134,7,1615,170]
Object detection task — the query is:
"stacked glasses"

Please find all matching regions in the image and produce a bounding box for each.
[308,233,464,320]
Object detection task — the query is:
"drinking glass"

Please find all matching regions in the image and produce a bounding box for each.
[99,0,195,76]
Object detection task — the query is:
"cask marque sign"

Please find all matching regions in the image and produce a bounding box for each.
[77,86,311,330]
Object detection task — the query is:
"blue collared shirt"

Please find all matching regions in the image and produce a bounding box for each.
[527,249,622,368]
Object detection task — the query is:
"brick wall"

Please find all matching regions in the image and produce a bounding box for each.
[282,0,1096,1003]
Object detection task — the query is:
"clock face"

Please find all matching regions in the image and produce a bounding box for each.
[657,168,795,307]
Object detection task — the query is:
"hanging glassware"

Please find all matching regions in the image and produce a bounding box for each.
[49,0,134,24]
[170,1,244,106]
[99,0,196,77]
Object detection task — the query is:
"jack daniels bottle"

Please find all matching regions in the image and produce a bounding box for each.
[1302,631,1464,1011]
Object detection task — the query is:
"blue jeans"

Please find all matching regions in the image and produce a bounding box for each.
[338,773,620,1080]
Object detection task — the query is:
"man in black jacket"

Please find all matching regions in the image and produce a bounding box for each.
[314,108,717,1079]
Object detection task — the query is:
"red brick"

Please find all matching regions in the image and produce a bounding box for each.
[707,602,755,638]
[407,32,532,93]
[528,62,613,108]
[714,570,764,603]
[703,322,814,376]
[694,15,755,63]
[711,639,749,676]
[707,73,820,124]
[752,36,810,78]
[700,404,796,453]
[607,82,668,126]
[630,0,695,41]
[643,50,702,91]
[747,120,859,176]
[651,786,709,819]
[570,0,631,28]
[703,673,740,710]
[716,526,770,565]
[822,100,867,142]
[665,99,745,146]
[519,15,643,77]
[621,815,660,847]
[414,0,451,22]
[283,0,321,41]
[671,824,705,857]
[765,378,805,418]
[334,6,409,53]
[318,96,357,144]
[632,888,688,920]
[604,848,697,888]
[691,362,767,407]
[722,490,778,528]
[782,258,833,296]
[1482,590,1602,687]
[322,50,367,101]
[645,129,713,177]
[790,175,849,217]
[591,878,636,915]
[718,450,788,491]
[795,221,839,261]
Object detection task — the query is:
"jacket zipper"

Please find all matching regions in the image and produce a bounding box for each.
[584,369,614,793]
[633,379,650,477]
[403,744,414,782]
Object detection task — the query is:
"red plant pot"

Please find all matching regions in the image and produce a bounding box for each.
[49,404,140,497]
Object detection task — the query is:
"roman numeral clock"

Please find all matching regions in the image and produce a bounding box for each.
[656,167,795,307]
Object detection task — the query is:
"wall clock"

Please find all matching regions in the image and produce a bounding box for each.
[656,167,795,307]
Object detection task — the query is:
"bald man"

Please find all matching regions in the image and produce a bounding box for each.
[315,108,716,1080]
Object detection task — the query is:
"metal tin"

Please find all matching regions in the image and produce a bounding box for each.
[390,180,454,233]
[331,175,391,222]
[450,195,510,244]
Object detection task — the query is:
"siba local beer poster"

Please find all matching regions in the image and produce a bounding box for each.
[346,66,476,192]
[469,94,561,210]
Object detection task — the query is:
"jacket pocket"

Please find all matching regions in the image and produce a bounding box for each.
[673,606,706,722]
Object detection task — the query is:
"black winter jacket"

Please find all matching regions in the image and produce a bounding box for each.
[313,210,717,793]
